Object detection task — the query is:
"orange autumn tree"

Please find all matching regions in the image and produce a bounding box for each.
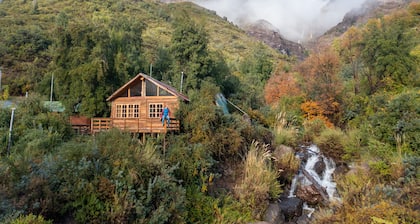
[264,62,301,105]
[300,100,334,128]
[297,47,343,126]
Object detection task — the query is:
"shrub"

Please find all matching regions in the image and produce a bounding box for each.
[213,194,253,223]
[367,90,420,153]
[165,138,216,188]
[211,126,243,160]
[342,128,368,161]
[314,164,420,223]
[13,129,62,156]
[184,187,217,223]
[302,118,327,142]
[403,155,420,183]
[10,214,52,224]
[366,138,395,160]
[369,160,392,181]
[274,129,298,147]
[314,127,345,162]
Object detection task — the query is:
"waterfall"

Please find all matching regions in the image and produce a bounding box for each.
[288,144,340,202]
[288,173,299,197]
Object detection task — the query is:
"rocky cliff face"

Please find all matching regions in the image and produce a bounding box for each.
[161,0,413,60]
[325,0,410,36]
[242,20,307,61]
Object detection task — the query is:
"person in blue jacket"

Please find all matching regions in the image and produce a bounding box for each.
[161,104,170,126]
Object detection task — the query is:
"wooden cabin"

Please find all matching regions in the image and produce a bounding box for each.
[70,115,91,135]
[91,73,189,134]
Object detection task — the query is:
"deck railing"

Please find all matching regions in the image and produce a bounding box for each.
[91,118,112,134]
[90,118,180,134]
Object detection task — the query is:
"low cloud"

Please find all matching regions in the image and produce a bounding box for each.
[192,0,367,42]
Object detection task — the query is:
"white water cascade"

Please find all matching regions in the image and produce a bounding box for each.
[288,144,340,203]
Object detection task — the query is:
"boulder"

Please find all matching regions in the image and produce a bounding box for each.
[279,197,303,222]
[297,215,311,224]
[272,145,294,158]
[264,202,285,224]
[313,158,326,176]
[296,184,323,205]
[333,162,349,178]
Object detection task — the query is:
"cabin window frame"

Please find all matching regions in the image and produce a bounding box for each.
[116,104,140,118]
[148,103,163,118]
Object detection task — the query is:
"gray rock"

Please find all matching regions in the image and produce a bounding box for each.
[313,158,326,176]
[279,197,303,222]
[264,202,285,224]
[296,184,323,205]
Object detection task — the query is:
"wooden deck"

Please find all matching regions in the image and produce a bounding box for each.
[91,117,180,134]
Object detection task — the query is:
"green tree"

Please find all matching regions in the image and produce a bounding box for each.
[49,14,145,117]
[360,12,418,94]
[335,26,363,94]
[368,90,420,153]
[170,13,214,90]
[240,43,273,82]
[152,47,174,81]
[1,26,52,95]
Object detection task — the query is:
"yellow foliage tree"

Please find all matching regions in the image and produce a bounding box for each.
[300,100,334,128]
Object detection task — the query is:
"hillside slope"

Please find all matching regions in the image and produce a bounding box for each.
[306,0,419,49]
[0,0,284,96]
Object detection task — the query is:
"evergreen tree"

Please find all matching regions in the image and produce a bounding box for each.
[170,13,213,91]
[49,14,145,117]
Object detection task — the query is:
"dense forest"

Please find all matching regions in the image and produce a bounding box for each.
[0,0,419,223]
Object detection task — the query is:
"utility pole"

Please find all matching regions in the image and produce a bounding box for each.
[0,67,2,92]
[7,107,16,155]
[149,63,153,77]
[180,71,184,93]
[50,73,54,102]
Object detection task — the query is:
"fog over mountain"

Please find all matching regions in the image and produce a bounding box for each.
[191,0,367,42]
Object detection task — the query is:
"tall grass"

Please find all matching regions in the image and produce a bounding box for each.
[273,112,299,147]
[272,147,300,181]
[234,141,282,220]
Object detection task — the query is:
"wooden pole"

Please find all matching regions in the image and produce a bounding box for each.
[7,108,16,154]
[0,68,2,92]
[50,74,54,102]
[163,133,166,157]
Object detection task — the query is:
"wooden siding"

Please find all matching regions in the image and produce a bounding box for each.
[92,95,182,134]
[110,96,179,119]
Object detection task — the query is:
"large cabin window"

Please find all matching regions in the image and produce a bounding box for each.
[149,103,163,118]
[116,104,139,118]
[120,89,128,97]
[146,80,157,96]
[130,82,142,97]
[159,87,171,96]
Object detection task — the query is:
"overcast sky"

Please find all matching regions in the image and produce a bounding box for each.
[192,0,367,42]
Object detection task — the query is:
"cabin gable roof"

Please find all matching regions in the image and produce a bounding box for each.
[106,73,189,102]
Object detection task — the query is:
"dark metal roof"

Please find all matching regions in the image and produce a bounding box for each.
[106,73,189,102]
